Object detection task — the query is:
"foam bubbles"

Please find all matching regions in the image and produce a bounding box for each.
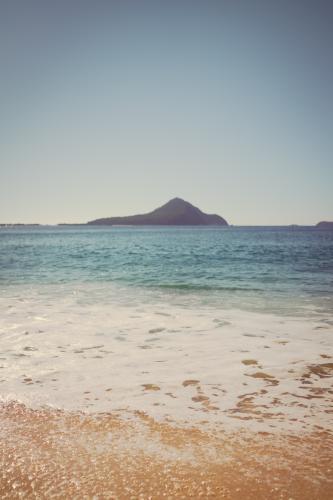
[0,282,332,433]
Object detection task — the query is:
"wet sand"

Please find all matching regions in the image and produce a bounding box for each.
[1,402,332,499]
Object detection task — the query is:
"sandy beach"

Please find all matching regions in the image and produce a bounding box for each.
[1,402,333,499]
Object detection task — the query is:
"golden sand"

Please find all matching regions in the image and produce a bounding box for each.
[1,402,332,499]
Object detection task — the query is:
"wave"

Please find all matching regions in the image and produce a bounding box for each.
[154,283,264,292]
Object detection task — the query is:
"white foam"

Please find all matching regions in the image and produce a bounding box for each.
[0,282,332,433]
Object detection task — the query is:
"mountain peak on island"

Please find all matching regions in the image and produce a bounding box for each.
[88,198,228,226]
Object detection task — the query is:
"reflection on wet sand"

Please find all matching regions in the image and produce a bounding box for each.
[1,402,332,499]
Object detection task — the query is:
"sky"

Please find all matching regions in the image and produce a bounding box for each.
[0,0,332,225]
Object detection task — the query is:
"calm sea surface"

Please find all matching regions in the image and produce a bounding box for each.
[0,226,332,314]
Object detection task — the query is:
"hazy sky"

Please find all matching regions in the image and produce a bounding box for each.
[1,0,332,224]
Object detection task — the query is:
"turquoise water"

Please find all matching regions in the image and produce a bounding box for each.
[0,226,332,314]
[0,226,332,423]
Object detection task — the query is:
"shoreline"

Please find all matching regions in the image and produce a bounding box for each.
[1,295,332,497]
[1,285,332,436]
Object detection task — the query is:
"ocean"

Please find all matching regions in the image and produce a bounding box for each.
[1,225,332,497]
[1,225,333,310]
[0,225,332,424]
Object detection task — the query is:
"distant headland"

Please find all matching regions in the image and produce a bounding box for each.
[88,198,228,226]
[315,221,333,230]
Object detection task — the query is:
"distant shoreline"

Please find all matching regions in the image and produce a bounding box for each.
[1,223,332,229]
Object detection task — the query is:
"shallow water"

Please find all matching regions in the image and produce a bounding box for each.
[0,226,332,497]
[0,282,332,434]
[0,226,332,429]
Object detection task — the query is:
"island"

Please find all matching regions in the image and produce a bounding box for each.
[316,221,333,230]
[88,198,228,226]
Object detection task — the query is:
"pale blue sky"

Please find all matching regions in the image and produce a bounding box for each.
[1,0,332,224]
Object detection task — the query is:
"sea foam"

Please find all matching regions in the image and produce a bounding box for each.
[0,282,332,433]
